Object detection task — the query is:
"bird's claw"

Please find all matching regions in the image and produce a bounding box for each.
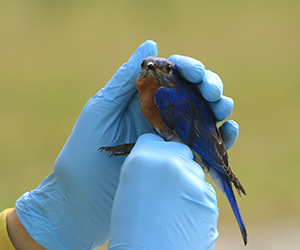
[99,143,135,157]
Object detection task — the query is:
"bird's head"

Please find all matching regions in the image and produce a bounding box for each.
[137,56,180,88]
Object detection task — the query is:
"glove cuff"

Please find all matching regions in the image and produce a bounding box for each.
[0,208,15,250]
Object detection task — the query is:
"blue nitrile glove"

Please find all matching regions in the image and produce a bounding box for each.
[108,133,219,250]
[15,39,239,250]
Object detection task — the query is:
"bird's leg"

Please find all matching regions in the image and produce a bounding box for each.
[99,143,135,157]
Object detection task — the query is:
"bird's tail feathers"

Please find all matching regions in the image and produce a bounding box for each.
[210,168,248,245]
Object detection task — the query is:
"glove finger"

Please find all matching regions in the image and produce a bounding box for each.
[168,54,205,83]
[84,40,158,116]
[210,95,234,121]
[132,134,194,161]
[136,133,165,143]
[219,120,239,150]
[198,70,223,102]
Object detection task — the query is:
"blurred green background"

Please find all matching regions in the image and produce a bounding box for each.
[1,0,299,249]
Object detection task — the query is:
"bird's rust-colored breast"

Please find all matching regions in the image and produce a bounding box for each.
[135,75,166,136]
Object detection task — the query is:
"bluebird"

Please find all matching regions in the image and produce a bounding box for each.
[100,56,247,245]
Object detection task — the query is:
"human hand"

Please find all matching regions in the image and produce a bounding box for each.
[15,40,157,249]
[108,133,219,250]
[15,40,238,249]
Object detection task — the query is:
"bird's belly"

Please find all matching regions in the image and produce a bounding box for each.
[140,99,167,137]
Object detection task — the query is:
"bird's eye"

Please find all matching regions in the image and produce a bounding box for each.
[165,63,172,73]
[141,60,146,68]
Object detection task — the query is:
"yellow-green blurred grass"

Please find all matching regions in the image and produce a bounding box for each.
[1,0,299,231]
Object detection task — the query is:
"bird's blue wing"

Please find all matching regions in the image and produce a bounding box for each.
[154,86,196,146]
[154,85,228,176]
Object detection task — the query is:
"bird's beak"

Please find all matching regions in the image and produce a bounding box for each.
[147,62,163,74]
[147,62,156,71]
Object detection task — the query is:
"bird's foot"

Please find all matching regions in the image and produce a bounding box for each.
[99,143,135,157]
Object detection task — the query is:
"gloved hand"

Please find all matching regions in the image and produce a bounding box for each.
[108,133,219,250]
[15,40,238,249]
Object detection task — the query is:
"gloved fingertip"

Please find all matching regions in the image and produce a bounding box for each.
[138,40,158,58]
[168,54,181,64]
[219,120,239,150]
[210,96,234,121]
[136,133,165,145]
[91,40,158,107]
[168,55,206,83]
[199,70,223,102]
